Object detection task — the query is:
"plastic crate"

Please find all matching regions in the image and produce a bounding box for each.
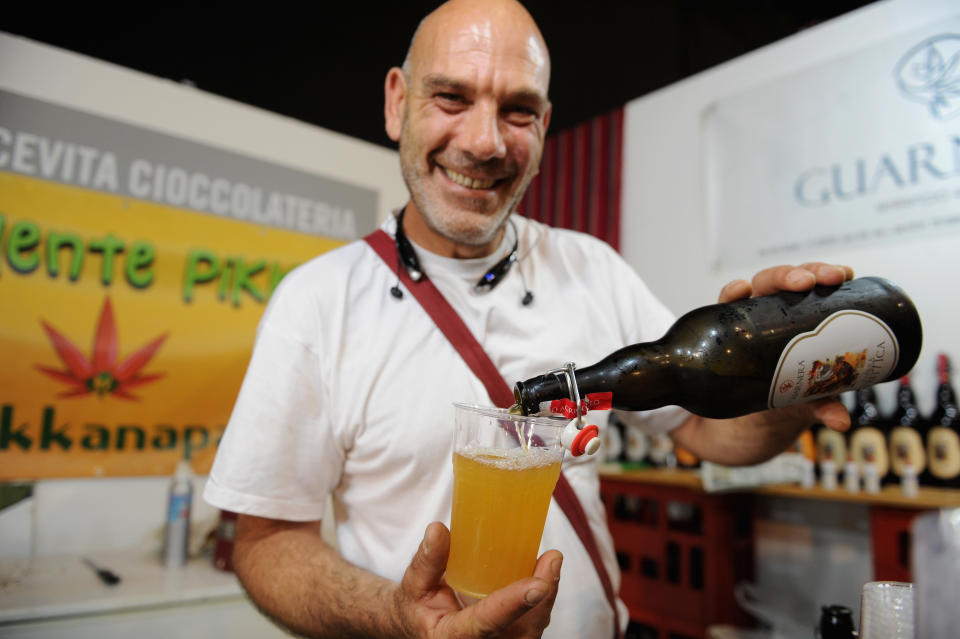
[601,477,756,638]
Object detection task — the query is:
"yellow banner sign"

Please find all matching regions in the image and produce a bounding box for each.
[0,171,348,478]
[0,89,380,479]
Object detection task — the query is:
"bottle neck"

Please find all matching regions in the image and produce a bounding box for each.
[852,388,881,426]
[897,390,916,409]
[937,384,957,408]
[893,387,918,423]
[514,342,674,414]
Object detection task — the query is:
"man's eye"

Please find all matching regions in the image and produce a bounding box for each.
[436,93,465,104]
[504,107,538,123]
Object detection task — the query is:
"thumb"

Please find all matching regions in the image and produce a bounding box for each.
[400,522,450,600]
[812,398,851,432]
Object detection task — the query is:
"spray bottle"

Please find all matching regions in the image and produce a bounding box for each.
[162,449,193,568]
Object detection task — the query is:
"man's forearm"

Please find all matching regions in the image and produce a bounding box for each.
[233,515,405,639]
[671,405,819,467]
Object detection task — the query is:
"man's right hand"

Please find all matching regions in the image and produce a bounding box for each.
[394,522,562,638]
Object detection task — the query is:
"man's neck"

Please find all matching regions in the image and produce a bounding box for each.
[401,201,506,259]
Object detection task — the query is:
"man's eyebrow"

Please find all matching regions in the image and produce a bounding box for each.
[421,74,547,109]
[422,74,471,95]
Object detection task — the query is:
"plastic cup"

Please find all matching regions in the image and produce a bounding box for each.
[859,581,914,639]
[914,507,960,639]
[445,402,567,599]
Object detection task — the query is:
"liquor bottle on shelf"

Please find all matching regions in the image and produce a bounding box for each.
[513,277,922,419]
[848,386,892,492]
[789,429,817,462]
[843,453,860,493]
[788,428,817,488]
[646,432,675,469]
[814,421,845,491]
[674,444,700,470]
[622,421,651,468]
[887,374,928,490]
[602,412,625,465]
[927,353,960,488]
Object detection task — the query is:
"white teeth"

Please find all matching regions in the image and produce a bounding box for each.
[444,168,496,190]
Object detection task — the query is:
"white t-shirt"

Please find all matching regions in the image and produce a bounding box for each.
[204,213,688,638]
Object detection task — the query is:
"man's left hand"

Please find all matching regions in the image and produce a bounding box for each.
[717,262,855,433]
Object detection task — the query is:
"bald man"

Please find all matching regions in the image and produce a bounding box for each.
[204,1,853,637]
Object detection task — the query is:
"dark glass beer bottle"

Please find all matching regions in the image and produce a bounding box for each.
[847,386,892,490]
[887,375,929,487]
[928,353,960,488]
[514,277,922,418]
[816,604,856,639]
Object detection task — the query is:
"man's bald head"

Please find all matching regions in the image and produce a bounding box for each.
[401,0,550,93]
[384,0,553,256]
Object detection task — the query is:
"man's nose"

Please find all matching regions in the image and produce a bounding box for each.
[460,102,506,161]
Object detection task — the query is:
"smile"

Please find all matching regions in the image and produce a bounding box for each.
[443,167,498,190]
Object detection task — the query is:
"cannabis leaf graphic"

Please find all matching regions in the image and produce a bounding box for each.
[36,297,169,400]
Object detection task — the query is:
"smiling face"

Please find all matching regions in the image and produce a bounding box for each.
[385,0,552,257]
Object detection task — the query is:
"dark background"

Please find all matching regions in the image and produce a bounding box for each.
[4,1,876,148]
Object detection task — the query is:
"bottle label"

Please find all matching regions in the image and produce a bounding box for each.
[816,428,847,465]
[850,426,890,477]
[550,393,613,419]
[889,426,926,476]
[602,421,623,462]
[927,426,960,479]
[768,310,899,409]
[167,493,192,522]
[625,427,649,462]
[647,433,674,466]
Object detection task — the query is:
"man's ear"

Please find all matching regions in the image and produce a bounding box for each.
[384,67,407,142]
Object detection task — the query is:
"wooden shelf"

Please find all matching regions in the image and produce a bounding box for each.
[598,464,702,489]
[598,466,960,510]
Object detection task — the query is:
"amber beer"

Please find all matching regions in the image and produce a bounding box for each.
[446,403,566,599]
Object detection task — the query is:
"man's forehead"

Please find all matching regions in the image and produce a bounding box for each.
[412,21,550,93]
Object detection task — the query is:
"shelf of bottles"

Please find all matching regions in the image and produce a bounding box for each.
[600,352,960,505]
[819,352,960,497]
[599,352,960,626]
[598,467,960,510]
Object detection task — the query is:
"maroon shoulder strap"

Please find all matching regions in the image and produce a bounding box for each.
[365,228,622,638]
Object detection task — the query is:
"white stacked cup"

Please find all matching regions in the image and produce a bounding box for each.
[913,507,960,639]
[859,581,914,639]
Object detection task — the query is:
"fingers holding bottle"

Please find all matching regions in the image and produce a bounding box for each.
[718,263,854,303]
[750,263,853,297]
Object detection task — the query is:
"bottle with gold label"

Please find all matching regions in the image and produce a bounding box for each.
[646,432,675,468]
[927,353,960,488]
[848,386,892,490]
[814,419,845,490]
[513,277,922,419]
[602,412,625,465]
[887,374,929,487]
[622,420,652,467]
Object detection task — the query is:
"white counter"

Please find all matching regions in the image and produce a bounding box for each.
[0,551,287,638]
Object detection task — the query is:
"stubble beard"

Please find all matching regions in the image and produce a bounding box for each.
[398,122,537,248]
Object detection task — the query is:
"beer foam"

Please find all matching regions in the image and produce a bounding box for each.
[460,446,561,470]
